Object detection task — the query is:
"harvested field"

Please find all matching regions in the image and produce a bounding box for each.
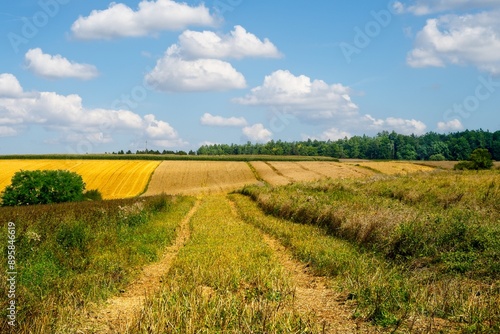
[256,162,376,185]
[263,162,325,183]
[249,161,291,186]
[0,159,159,199]
[347,161,435,174]
[296,161,375,179]
[143,161,257,195]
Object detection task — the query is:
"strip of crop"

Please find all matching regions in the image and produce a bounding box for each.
[128,195,318,333]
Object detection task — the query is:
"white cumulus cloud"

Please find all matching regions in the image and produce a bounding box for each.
[168,25,282,59]
[145,55,246,92]
[25,48,99,80]
[437,119,464,131]
[200,113,248,127]
[364,115,427,135]
[242,124,272,143]
[319,128,352,141]
[0,126,18,137]
[71,0,217,40]
[234,70,358,120]
[235,70,427,136]
[407,11,500,74]
[302,128,352,141]
[394,0,500,15]
[0,73,185,148]
[0,73,23,97]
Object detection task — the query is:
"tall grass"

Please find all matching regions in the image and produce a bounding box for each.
[237,170,500,332]
[0,195,195,333]
[129,195,318,333]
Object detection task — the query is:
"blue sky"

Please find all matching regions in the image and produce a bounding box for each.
[1,0,499,154]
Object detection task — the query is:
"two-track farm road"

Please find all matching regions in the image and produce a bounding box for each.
[77,194,380,333]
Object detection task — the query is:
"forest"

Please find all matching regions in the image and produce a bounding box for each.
[197,129,500,161]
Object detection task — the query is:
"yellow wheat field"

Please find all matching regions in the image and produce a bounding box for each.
[0,160,160,199]
[143,161,258,195]
[348,161,435,174]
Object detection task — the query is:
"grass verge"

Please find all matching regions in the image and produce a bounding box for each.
[0,195,195,333]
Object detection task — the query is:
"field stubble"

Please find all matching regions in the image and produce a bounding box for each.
[144,161,258,195]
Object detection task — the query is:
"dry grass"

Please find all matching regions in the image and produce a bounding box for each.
[0,159,160,199]
[238,170,500,331]
[414,160,500,170]
[143,161,257,195]
[348,161,435,174]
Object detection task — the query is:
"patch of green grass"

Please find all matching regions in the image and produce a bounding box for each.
[0,195,195,332]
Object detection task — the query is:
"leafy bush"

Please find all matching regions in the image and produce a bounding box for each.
[429,153,446,161]
[453,161,475,170]
[470,148,494,169]
[1,170,86,206]
[454,148,493,170]
[83,189,103,201]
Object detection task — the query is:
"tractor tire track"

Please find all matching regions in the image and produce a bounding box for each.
[79,199,201,333]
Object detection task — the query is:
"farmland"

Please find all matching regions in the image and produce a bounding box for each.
[345,161,435,174]
[0,160,160,199]
[253,161,375,185]
[239,169,500,332]
[143,161,258,195]
[1,158,499,333]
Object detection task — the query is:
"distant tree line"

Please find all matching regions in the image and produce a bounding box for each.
[197,130,500,161]
[111,149,197,156]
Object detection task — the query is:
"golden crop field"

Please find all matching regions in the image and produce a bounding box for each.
[0,160,160,199]
[143,161,257,195]
[348,161,435,174]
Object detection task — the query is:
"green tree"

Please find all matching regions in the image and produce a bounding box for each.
[1,170,86,206]
[454,148,493,170]
[469,148,494,170]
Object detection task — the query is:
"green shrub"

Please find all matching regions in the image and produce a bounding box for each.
[454,148,493,170]
[470,148,494,169]
[429,153,446,161]
[83,189,103,201]
[1,170,86,206]
[454,161,475,170]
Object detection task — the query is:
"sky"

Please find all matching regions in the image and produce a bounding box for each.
[1,0,499,154]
